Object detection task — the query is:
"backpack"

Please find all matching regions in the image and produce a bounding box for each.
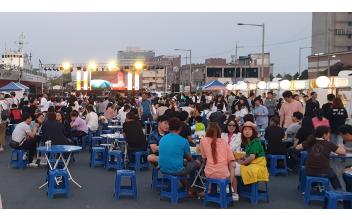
[0,104,9,122]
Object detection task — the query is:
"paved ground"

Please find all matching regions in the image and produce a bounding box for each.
[0,141,324,209]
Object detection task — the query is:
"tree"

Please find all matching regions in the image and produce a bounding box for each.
[283,74,292,80]
[299,69,308,80]
[293,72,300,80]
[269,73,274,81]
[276,73,283,78]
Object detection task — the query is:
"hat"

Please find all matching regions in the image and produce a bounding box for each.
[240,121,257,132]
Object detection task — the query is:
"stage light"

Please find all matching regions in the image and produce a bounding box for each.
[88,62,97,71]
[108,62,117,71]
[62,62,70,71]
[134,61,144,70]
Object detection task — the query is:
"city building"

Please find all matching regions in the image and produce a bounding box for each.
[151,55,181,87]
[312,12,352,55]
[117,47,155,67]
[308,51,352,78]
[141,69,166,91]
[205,58,226,66]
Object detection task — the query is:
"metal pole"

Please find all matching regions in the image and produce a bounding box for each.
[327,30,331,77]
[189,50,192,94]
[261,24,265,80]
[299,47,301,76]
[165,65,167,93]
[317,54,320,76]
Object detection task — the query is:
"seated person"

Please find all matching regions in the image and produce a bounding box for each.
[221,116,242,152]
[10,104,22,124]
[70,110,88,141]
[235,121,269,185]
[200,122,239,201]
[286,111,303,143]
[264,116,286,155]
[123,112,147,153]
[56,111,72,140]
[85,105,99,133]
[192,116,206,137]
[10,112,40,167]
[178,111,195,146]
[42,112,70,145]
[300,126,346,190]
[147,115,169,165]
[159,117,201,194]
[312,109,330,129]
[339,125,352,192]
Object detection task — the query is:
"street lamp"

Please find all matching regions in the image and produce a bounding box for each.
[62,62,71,71]
[175,48,192,93]
[298,47,311,78]
[88,62,97,71]
[237,23,265,79]
[134,61,144,71]
[314,53,324,76]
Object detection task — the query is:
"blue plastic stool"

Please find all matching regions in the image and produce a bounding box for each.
[325,191,352,209]
[90,147,107,168]
[266,154,288,176]
[114,170,137,199]
[238,180,269,204]
[10,149,28,169]
[304,176,330,205]
[106,150,124,170]
[91,137,103,150]
[160,174,188,204]
[47,169,70,198]
[151,166,163,191]
[204,178,234,208]
[129,151,149,171]
[298,166,307,193]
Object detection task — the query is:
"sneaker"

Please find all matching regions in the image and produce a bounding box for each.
[232,193,239,201]
[27,162,39,168]
[23,153,28,161]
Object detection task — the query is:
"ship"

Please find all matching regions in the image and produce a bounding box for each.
[0,33,46,93]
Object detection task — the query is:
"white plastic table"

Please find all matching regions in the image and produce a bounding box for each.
[37,145,82,189]
[190,147,206,190]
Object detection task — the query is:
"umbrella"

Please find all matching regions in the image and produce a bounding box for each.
[90,80,112,89]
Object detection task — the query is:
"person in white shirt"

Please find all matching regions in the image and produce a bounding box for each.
[40,94,49,112]
[10,92,19,107]
[85,105,99,132]
[221,117,242,152]
[117,104,130,124]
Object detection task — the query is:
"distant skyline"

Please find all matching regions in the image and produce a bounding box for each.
[0,13,312,75]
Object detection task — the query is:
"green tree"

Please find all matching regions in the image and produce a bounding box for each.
[283,74,292,80]
[270,73,274,81]
[276,73,283,78]
[299,69,308,80]
[293,72,300,80]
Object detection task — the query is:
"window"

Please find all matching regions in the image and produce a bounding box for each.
[236,68,241,78]
[349,22,352,26]
[206,68,222,77]
[348,46,352,51]
[223,68,235,77]
[348,34,352,39]
[246,68,259,78]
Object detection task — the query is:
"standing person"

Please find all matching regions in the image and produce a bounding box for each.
[279,91,304,130]
[264,116,286,155]
[85,105,99,133]
[227,92,237,112]
[139,93,153,122]
[123,112,147,153]
[264,91,277,122]
[326,97,348,145]
[200,122,239,200]
[10,113,40,167]
[103,103,117,122]
[0,94,7,151]
[252,97,269,130]
[158,117,201,195]
[322,94,335,118]
[305,92,320,118]
[40,94,49,113]
[302,126,345,190]
[10,92,19,107]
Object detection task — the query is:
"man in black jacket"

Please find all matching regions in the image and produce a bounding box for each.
[305,92,320,118]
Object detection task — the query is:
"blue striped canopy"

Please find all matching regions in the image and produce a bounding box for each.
[201,80,227,90]
[0,82,25,92]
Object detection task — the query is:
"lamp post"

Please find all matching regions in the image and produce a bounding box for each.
[298,47,311,78]
[175,49,192,93]
[237,23,265,79]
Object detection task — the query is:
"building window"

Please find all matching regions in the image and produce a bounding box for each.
[348,34,352,39]
[348,46,352,51]
[206,68,222,77]
[349,22,352,26]
[223,68,235,78]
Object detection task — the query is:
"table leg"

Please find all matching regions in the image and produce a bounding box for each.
[191,161,206,190]
[60,153,82,188]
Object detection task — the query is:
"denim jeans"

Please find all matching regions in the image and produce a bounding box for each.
[343,172,352,192]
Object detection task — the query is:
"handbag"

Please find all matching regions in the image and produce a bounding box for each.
[9,140,20,149]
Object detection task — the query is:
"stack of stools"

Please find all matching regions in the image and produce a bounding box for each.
[160,174,188,204]
[266,154,288,176]
[90,147,107,168]
[204,178,234,208]
[114,170,137,199]
[47,169,70,198]
[298,151,308,193]
[304,176,330,205]
[151,166,163,191]
[325,191,352,209]
[10,149,28,169]
[129,151,149,171]
[106,150,124,170]
[238,179,269,204]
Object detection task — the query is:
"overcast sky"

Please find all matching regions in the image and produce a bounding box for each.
[0,13,312,74]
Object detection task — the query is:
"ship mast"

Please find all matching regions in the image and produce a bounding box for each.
[14,32,27,52]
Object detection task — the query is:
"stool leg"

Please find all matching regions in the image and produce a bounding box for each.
[220,183,227,208]
[132,175,137,199]
[171,178,178,204]
[304,180,312,205]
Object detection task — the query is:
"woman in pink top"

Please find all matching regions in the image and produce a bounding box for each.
[200,122,239,200]
[312,109,330,128]
[104,103,117,121]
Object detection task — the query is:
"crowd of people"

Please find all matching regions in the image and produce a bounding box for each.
[1,89,352,201]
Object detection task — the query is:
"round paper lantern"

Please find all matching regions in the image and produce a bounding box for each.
[316,76,330,88]
[268,82,279,90]
[237,81,248,90]
[226,84,233,90]
[257,81,267,90]
[249,83,257,90]
[280,80,291,90]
